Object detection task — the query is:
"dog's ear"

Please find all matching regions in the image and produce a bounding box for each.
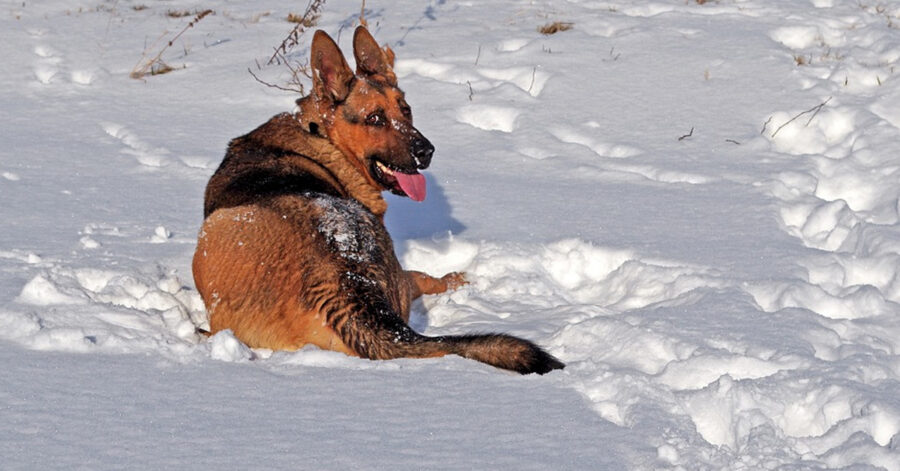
[353,26,397,86]
[310,30,354,102]
[382,45,396,68]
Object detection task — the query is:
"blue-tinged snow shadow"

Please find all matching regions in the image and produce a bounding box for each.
[384,173,465,242]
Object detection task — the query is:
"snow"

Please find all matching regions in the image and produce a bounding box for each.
[3,0,900,468]
[312,194,380,262]
[456,104,522,132]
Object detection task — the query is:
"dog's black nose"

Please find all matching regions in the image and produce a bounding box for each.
[411,136,434,169]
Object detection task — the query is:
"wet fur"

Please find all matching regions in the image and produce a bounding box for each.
[192,27,564,375]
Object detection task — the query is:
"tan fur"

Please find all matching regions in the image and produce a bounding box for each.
[196,199,395,353]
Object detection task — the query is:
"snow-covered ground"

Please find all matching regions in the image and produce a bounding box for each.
[3,0,900,468]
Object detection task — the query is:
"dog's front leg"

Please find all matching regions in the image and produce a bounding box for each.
[405,270,467,300]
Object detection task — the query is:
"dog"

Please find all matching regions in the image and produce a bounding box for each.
[192,26,564,374]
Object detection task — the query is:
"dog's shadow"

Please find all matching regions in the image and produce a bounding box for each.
[384,174,465,333]
[384,173,465,245]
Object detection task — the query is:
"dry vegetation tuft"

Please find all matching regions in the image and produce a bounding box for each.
[539,21,573,35]
[249,0,328,94]
[166,9,206,18]
[287,11,320,26]
[130,9,214,79]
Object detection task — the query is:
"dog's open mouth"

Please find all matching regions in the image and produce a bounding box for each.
[371,160,427,202]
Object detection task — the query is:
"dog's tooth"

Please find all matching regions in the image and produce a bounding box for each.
[377,162,394,175]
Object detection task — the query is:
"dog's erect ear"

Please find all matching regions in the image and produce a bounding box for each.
[353,26,397,86]
[310,30,354,102]
[382,45,396,68]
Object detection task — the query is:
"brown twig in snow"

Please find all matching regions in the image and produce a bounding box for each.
[263,0,327,93]
[247,68,302,93]
[760,116,772,135]
[267,0,326,66]
[678,127,694,141]
[770,97,832,138]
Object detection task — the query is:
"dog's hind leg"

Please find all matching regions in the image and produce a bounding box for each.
[332,273,562,375]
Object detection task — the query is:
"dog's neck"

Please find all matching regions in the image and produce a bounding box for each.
[293,95,380,201]
[253,112,388,218]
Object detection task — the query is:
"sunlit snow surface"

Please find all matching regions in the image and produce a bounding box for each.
[2,0,900,468]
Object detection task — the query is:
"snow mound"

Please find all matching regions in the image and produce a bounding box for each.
[8,266,205,355]
[456,104,521,133]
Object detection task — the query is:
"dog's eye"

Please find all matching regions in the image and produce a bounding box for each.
[400,106,412,119]
[365,112,386,127]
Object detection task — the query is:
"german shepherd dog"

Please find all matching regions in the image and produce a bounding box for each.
[193,27,564,374]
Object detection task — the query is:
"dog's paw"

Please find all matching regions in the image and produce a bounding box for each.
[441,272,468,291]
[408,270,468,296]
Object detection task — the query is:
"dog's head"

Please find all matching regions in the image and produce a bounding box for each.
[297,26,433,202]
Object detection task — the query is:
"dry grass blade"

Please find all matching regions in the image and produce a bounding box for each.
[131,9,214,79]
[539,21,573,35]
[359,0,367,27]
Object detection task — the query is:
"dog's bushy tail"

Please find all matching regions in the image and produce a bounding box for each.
[430,333,565,375]
[339,313,564,374]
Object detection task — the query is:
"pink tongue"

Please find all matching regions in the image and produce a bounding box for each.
[394,172,427,202]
